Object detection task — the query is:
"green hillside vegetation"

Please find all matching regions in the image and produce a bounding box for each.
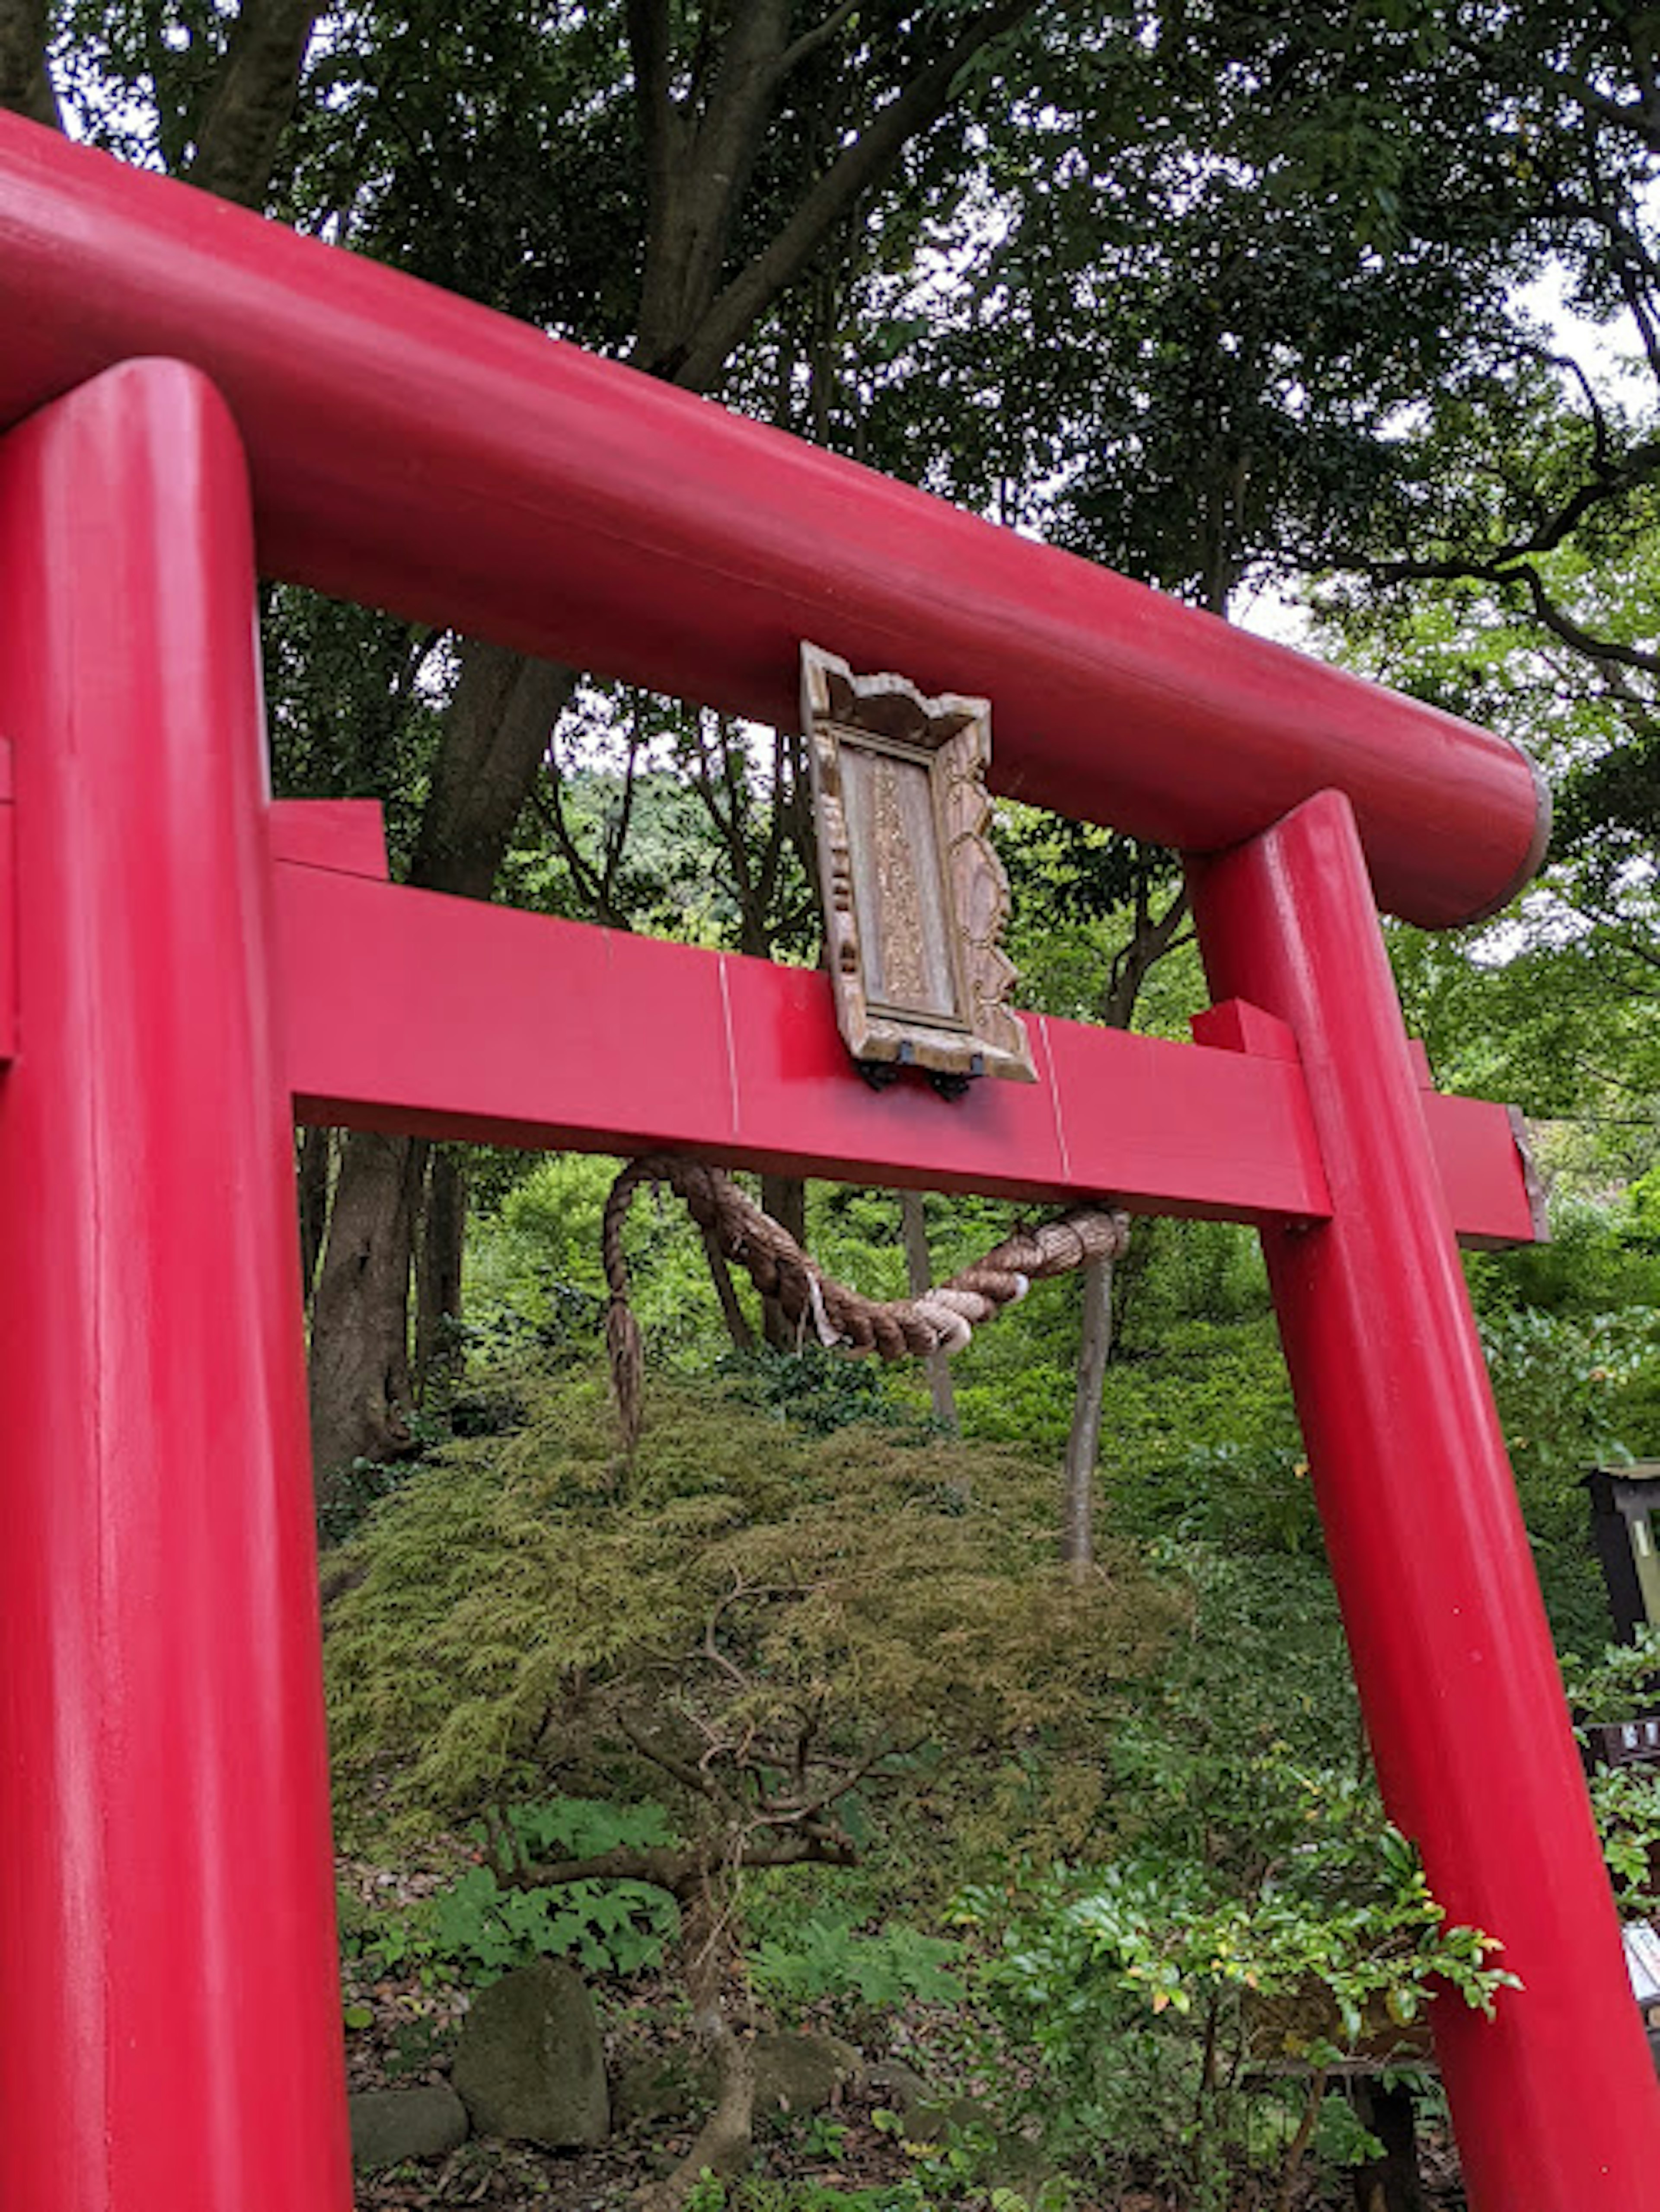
[326,1149,1660,2207]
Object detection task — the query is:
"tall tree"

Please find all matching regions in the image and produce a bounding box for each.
[10,0,1060,1487]
[290,0,1054,1487]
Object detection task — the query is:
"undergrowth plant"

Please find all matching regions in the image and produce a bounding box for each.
[1561,1629,1660,1913]
[750,1915,967,2017]
[326,1359,1177,2209]
[958,1803,1515,2212]
[340,1797,680,1984]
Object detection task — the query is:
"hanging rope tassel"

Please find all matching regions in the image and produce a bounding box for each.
[603,1154,1130,1449]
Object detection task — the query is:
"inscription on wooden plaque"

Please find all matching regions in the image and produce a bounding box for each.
[801,643,1035,1086]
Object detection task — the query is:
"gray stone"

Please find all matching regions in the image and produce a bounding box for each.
[864,2059,941,2139]
[348,2085,469,2171]
[452,1960,610,2148]
[750,2030,862,2116]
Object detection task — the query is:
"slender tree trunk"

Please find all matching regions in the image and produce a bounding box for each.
[1351,2078,1426,2212]
[759,1173,808,1350]
[1061,1252,1113,1579]
[900,1188,958,1432]
[307,1132,428,1492]
[1061,881,1188,1567]
[307,651,579,1490]
[295,1122,332,1305]
[701,1223,757,1351]
[645,1876,755,2211]
[414,1145,467,1398]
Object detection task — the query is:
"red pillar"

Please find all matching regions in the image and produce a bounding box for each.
[1189,791,1660,2210]
[0,362,351,2207]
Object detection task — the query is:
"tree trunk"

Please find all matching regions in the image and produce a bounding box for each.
[1351,2077,1426,2212]
[306,650,579,1487]
[900,1188,958,1433]
[759,1173,808,1350]
[701,1223,757,1351]
[184,0,321,208]
[0,0,61,127]
[1061,880,1188,1567]
[414,1145,467,1398]
[307,1131,428,1497]
[295,1122,332,1305]
[644,1875,755,2211]
[1061,1252,1113,1579]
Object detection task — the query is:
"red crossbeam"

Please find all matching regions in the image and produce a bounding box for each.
[269,806,1539,1245]
[0,113,1543,930]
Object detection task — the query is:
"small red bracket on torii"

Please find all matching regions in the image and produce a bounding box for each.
[0,112,1650,2212]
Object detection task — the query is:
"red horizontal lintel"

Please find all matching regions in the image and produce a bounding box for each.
[272,854,1538,1245]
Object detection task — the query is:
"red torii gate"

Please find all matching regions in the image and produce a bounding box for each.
[0,112,1651,2212]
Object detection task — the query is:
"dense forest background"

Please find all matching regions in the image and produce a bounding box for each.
[7,3,1660,2206]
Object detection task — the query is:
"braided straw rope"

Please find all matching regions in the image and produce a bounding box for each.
[603,1154,1129,1448]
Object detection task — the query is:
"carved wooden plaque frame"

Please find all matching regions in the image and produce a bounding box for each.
[801,643,1035,1086]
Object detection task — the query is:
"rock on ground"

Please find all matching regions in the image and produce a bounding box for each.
[452,1960,610,2148]
[750,2030,863,2116]
[349,2084,469,2171]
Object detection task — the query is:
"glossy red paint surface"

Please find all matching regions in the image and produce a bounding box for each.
[1190,792,1660,2212]
[0,113,1543,928]
[0,739,13,1063]
[0,363,351,2209]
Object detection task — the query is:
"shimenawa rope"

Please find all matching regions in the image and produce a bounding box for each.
[603,1154,1129,1448]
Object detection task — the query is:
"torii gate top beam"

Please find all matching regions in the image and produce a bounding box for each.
[0,114,1545,930]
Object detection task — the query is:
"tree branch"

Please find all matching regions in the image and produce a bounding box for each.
[1558,70,1660,154]
[598,716,646,917]
[0,0,60,128]
[1513,565,1660,678]
[185,0,321,209]
[674,0,1035,395]
[629,0,795,372]
[775,0,863,83]
[615,1706,735,1811]
[754,1738,910,1831]
[626,0,679,235]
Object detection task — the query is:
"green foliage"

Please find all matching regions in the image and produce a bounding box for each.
[1102,1546,1358,1863]
[1473,1296,1660,1644]
[326,1363,1177,1833]
[958,1815,1513,2208]
[750,1916,966,2013]
[713,1344,928,1440]
[314,1454,422,1551]
[684,2177,934,2212]
[1561,1627,1660,1727]
[916,1513,1449,2209]
[1584,1765,1660,1917]
[1559,1632,1660,1914]
[468,1151,681,1355]
[421,1864,676,1981]
[341,1798,680,1984]
[971,1826,1513,2046]
[1471,1197,1660,1320]
[477,1791,674,1865]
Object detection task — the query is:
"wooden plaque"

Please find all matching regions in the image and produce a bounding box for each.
[800,643,1035,1085]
